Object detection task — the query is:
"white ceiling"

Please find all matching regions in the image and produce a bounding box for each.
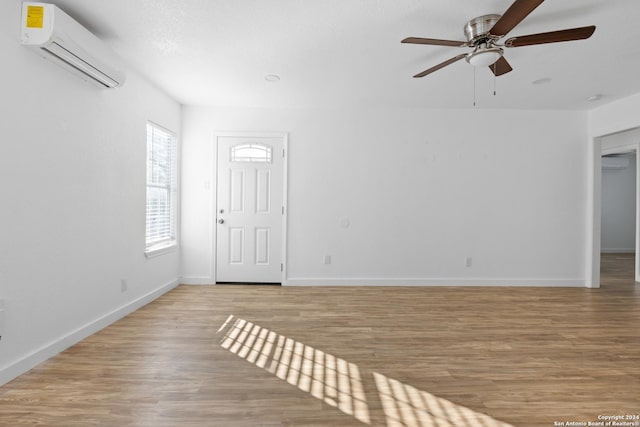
[51,0,640,110]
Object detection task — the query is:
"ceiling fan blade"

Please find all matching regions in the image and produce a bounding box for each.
[489,0,545,37]
[413,54,467,78]
[504,26,596,47]
[490,56,513,76]
[402,37,467,47]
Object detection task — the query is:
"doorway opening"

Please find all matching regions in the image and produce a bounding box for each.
[596,127,640,286]
[600,150,637,285]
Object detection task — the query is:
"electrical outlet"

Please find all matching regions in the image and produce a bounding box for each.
[324,255,332,265]
[120,279,128,293]
[465,257,473,267]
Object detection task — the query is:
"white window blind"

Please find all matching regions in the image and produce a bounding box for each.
[146,122,177,250]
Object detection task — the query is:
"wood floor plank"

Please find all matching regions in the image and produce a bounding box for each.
[1,254,639,426]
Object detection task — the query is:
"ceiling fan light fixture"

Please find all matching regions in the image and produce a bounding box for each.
[466,48,503,67]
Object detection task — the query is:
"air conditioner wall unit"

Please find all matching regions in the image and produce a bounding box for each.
[20,2,126,88]
[602,156,631,170]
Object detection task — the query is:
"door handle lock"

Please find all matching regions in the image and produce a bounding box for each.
[218,219,225,224]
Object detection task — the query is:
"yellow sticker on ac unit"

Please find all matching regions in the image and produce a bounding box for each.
[26,5,45,28]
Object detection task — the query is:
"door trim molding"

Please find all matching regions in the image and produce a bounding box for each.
[211,132,289,284]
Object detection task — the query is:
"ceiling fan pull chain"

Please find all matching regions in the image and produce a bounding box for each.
[493,64,497,96]
[473,66,477,107]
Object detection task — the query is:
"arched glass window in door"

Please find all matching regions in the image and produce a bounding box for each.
[230,143,272,163]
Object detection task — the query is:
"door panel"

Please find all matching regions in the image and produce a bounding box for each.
[255,170,271,214]
[216,136,284,283]
[229,169,245,213]
[229,228,244,265]
[255,227,270,265]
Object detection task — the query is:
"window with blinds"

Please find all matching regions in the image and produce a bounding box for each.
[146,122,177,252]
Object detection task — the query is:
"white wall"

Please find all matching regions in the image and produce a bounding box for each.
[589,93,640,138]
[601,153,636,252]
[181,106,588,286]
[0,1,181,385]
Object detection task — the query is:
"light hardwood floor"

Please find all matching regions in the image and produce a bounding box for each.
[1,256,639,427]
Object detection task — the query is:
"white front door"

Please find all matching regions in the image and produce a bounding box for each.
[216,134,285,283]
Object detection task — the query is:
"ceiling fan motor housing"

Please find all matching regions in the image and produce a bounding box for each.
[464,14,503,66]
[464,14,501,45]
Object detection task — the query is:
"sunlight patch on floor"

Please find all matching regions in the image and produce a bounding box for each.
[219,316,371,424]
[218,315,513,427]
[374,372,513,427]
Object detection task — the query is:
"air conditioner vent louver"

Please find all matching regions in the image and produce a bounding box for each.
[602,156,631,170]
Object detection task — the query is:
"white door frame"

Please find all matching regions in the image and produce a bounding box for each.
[588,127,640,287]
[211,131,289,284]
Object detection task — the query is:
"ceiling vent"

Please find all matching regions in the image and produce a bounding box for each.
[20,2,126,88]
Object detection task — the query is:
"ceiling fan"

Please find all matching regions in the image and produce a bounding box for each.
[402,0,596,78]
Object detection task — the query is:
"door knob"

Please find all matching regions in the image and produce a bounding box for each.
[218,219,225,224]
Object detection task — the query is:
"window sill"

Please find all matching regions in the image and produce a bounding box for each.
[145,242,178,258]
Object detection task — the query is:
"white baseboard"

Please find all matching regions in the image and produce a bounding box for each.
[180,276,215,285]
[283,278,586,287]
[0,278,179,387]
[601,249,635,254]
